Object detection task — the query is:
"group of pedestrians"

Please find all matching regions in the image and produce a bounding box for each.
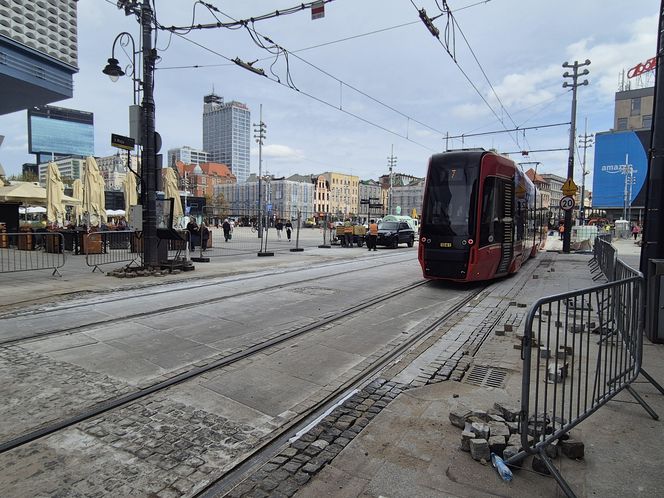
[274,219,293,241]
[186,217,210,251]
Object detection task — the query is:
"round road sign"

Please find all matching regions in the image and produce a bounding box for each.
[560,195,575,211]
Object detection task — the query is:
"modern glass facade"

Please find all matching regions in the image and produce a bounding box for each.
[0,0,79,115]
[202,94,250,183]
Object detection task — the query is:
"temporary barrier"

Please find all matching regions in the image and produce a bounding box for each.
[0,232,65,276]
[84,230,139,272]
[507,273,655,497]
[588,236,616,282]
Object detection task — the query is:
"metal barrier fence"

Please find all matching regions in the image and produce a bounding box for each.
[589,236,616,282]
[84,230,192,271]
[84,230,141,272]
[191,222,330,258]
[507,274,656,497]
[0,232,66,276]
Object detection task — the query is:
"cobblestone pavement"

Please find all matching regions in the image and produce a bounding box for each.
[226,379,407,498]
[0,396,269,497]
[0,345,134,440]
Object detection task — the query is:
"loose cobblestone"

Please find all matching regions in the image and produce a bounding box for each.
[231,378,408,497]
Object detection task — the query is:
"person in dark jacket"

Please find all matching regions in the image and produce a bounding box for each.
[222,219,232,242]
[285,220,293,242]
[187,217,199,250]
[275,219,284,240]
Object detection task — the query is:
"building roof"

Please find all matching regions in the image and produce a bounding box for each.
[175,161,236,181]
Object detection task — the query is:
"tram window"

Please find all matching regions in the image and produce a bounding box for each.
[480,177,499,246]
[423,158,478,237]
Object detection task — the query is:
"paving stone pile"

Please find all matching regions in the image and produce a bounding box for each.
[449,402,585,473]
[227,378,408,498]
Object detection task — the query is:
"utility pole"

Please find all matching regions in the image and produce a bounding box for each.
[578,119,594,225]
[387,145,397,215]
[622,154,630,221]
[253,105,266,238]
[562,59,590,252]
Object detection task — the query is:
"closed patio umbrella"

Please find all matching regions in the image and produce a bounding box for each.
[123,171,138,223]
[46,162,64,225]
[83,156,106,226]
[163,167,183,221]
[72,179,83,225]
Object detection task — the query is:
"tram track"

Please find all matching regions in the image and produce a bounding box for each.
[0,251,409,320]
[197,283,489,497]
[0,252,413,346]
[0,278,430,455]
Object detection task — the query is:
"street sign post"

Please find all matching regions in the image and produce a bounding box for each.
[111,133,135,151]
[560,195,575,211]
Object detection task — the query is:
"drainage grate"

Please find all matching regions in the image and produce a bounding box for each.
[464,365,508,389]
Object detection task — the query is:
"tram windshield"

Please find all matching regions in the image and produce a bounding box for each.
[423,162,478,237]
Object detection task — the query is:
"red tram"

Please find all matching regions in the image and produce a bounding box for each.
[418,149,545,282]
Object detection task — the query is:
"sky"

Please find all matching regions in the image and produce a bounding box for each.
[0,0,659,186]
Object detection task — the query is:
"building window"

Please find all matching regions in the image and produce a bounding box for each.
[630,97,641,116]
[617,118,628,131]
[643,114,652,129]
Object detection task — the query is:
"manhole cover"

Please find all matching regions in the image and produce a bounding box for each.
[289,287,337,296]
[464,365,508,389]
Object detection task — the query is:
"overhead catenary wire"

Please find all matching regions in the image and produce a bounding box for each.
[169,31,438,152]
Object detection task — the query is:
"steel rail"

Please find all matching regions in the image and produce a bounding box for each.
[196,285,488,498]
[0,251,409,320]
[0,278,431,455]
[0,252,413,346]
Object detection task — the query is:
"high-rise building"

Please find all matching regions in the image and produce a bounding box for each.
[167,146,209,167]
[202,93,251,183]
[0,0,79,115]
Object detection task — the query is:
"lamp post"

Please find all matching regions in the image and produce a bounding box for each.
[104,0,159,267]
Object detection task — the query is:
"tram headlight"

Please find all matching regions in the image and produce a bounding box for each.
[468,239,474,245]
[421,236,426,243]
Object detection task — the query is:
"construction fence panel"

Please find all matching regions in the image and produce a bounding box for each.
[0,232,66,276]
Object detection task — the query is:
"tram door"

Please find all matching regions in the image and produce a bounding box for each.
[496,179,514,275]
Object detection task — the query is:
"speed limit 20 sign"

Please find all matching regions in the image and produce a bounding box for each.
[560,195,575,211]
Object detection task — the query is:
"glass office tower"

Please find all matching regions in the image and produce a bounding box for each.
[202,93,250,183]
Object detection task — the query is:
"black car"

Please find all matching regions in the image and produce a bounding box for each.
[376,221,415,248]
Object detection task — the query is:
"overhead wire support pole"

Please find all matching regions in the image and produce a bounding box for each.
[578,119,594,226]
[562,59,590,253]
[253,105,266,239]
[388,146,397,215]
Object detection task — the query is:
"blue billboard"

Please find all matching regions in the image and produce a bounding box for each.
[28,105,94,156]
[592,130,649,209]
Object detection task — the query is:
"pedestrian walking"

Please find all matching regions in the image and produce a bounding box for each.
[222,218,232,242]
[559,224,565,241]
[368,219,378,251]
[285,220,293,242]
[631,224,640,241]
[275,219,284,240]
[200,222,210,251]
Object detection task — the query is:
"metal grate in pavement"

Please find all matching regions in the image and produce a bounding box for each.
[464,365,508,389]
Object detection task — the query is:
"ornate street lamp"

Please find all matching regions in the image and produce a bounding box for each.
[104,0,160,268]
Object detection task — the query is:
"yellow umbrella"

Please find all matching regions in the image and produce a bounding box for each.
[123,172,138,223]
[163,167,183,220]
[46,162,64,225]
[83,156,106,226]
[72,179,83,224]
